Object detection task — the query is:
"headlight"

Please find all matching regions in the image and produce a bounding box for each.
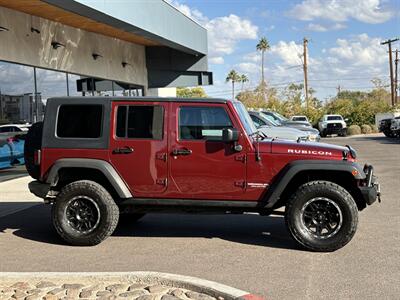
[321,122,327,128]
[307,133,319,141]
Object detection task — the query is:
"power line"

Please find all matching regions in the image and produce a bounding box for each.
[381,37,400,106]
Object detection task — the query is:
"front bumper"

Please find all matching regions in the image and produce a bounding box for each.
[29,180,50,200]
[359,165,381,205]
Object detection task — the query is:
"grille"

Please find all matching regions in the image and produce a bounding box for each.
[327,123,342,129]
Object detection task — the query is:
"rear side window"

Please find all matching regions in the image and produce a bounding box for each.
[293,117,307,122]
[179,106,233,140]
[57,105,103,138]
[116,105,164,139]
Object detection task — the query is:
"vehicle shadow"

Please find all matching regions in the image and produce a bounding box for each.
[323,135,400,145]
[355,136,400,145]
[0,204,303,251]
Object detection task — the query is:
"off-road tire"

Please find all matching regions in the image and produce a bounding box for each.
[285,181,358,252]
[383,130,395,138]
[320,130,327,137]
[339,129,347,137]
[24,122,43,179]
[52,180,119,246]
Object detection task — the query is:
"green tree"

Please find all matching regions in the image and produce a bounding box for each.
[176,87,207,98]
[240,74,249,91]
[256,37,270,83]
[225,70,241,99]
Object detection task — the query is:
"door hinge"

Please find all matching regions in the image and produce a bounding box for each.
[156,178,167,186]
[156,152,167,162]
[234,181,246,188]
[235,155,246,162]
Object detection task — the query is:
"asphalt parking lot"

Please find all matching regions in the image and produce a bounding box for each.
[0,134,399,299]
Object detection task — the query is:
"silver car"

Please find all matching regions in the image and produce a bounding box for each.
[249,111,311,141]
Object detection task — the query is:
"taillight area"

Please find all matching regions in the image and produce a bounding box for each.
[34,149,41,165]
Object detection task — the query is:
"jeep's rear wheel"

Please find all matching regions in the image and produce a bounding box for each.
[52,180,119,246]
[285,181,358,252]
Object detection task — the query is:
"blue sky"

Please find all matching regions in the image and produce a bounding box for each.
[168,0,400,100]
[0,0,399,101]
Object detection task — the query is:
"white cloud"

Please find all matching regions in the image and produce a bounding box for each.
[236,62,259,74]
[236,34,389,99]
[289,0,393,24]
[307,23,328,32]
[306,23,347,32]
[208,57,224,65]
[243,52,261,63]
[270,41,304,66]
[328,34,386,66]
[168,1,258,63]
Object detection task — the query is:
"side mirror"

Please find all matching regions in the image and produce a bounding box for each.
[222,128,239,143]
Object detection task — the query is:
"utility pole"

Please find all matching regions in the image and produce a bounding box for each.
[303,37,309,110]
[381,38,399,106]
[337,85,341,96]
[395,49,399,103]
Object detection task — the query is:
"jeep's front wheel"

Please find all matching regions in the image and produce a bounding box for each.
[52,180,119,246]
[285,181,358,252]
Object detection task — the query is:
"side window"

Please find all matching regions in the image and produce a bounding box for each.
[57,105,103,138]
[116,105,163,139]
[179,106,233,141]
[0,127,11,132]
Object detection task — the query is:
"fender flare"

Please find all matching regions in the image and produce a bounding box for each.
[262,160,366,208]
[45,158,132,198]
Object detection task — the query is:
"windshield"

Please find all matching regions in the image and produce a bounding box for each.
[233,102,258,135]
[327,116,343,121]
[260,112,281,126]
[273,112,288,121]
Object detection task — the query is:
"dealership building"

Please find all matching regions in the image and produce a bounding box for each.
[0,0,212,122]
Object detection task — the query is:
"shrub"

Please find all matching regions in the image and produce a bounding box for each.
[347,125,361,135]
[361,124,372,134]
[370,125,379,133]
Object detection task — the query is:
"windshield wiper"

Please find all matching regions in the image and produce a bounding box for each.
[249,130,266,140]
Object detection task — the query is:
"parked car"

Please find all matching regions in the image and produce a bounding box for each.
[390,117,400,137]
[261,111,312,128]
[249,111,319,142]
[290,115,309,123]
[259,112,320,140]
[0,136,25,169]
[0,124,30,133]
[318,115,347,137]
[378,118,396,137]
[26,96,380,251]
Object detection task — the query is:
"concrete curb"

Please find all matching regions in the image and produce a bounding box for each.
[0,272,264,300]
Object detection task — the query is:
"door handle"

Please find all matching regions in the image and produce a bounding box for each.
[172,148,192,156]
[113,146,134,154]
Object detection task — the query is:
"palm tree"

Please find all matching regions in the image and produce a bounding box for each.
[240,74,249,91]
[256,37,270,83]
[226,70,240,99]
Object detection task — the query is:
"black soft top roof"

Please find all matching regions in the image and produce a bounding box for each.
[48,96,231,104]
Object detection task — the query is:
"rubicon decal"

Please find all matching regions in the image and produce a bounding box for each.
[288,149,333,156]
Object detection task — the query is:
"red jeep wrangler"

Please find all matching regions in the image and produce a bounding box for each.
[25,97,380,251]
